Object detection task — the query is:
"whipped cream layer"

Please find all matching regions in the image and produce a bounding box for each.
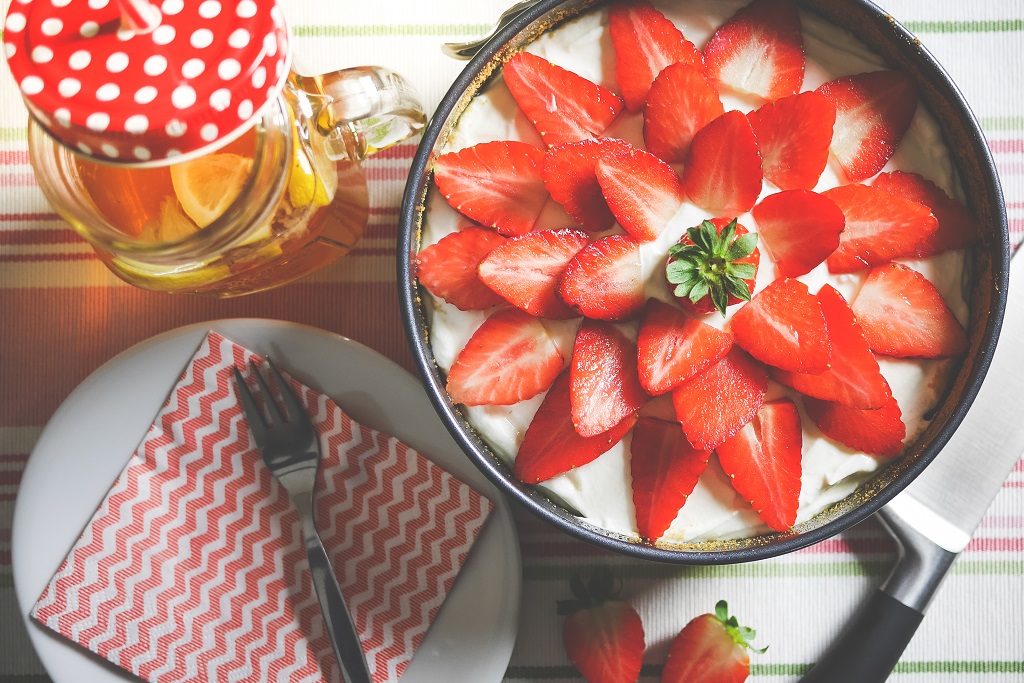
[421,0,969,542]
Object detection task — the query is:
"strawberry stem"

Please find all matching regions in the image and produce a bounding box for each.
[666,219,758,315]
[557,567,622,615]
[714,600,768,654]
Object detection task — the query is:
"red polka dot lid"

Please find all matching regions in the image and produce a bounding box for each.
[3,0,291,165]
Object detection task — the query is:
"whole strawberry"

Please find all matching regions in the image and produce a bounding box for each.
[661,601,765,683]
[560,568,645,683]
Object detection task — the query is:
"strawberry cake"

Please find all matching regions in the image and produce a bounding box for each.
[416,0,976,543]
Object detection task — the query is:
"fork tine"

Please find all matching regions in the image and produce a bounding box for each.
[249,360,285,424]
[266,358,309,426]
[232,367,269,441]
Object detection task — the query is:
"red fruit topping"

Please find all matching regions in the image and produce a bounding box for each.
[544,138,634,232]
[662,601,762,683]
[817,70,918,182]
[851,263,968,358]
[669,218,760,316]
[637,299,734,395]
[433,140,547,236]
[682,111,763,216]
[731,278,831,373]
[446,309,563,406]
[823,183,938,273]
[774,285,891,409]
[644,62,724,163]
[630,417,711,542]
[747,91,836,190]
[596,146,685,242]
[716,399,802,531]
[515,372,637,484]
[702,0,804,101]
[804,395,906,458]
[872,171,980,256]
[560,235,646,320]
[417,226,507,310]
[504,51,624,147]
[609,0,703,112]
[560,570,645,683]
[570,321,648,437]
[478,228,590,318]
[672,348,768,451]
[751,189,845,277]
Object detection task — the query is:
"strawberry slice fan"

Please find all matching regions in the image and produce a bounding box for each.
[31,333,493,683]
[419,0,976,543]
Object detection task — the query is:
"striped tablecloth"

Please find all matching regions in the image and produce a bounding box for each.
[2,1,1022,681]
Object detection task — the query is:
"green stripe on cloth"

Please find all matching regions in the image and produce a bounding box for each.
[506,661,1024,679]
[905,19,1024,34]
[292,23,490,38]
[981,116,1024,131]
[0,127,25,142]
[0,574,11,589]
[522,559,1024,581]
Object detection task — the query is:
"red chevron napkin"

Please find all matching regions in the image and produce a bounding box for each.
[31,331,493,683]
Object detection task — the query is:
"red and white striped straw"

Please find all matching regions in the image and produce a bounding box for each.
[114,0,161,33]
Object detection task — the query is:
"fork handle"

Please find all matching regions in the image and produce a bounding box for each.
[298,495,372,683]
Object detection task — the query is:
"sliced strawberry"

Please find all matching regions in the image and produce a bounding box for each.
[478,228,590,318]
[872,171,980,256]
[747,91,836,190]
[560,569,645,683]
[672,348,768,451]
[672,218,760,315]
[417,227,507,310]
[433,140,547,237]
[774,285,891,409]
[570,321,647,437]
[637,299,733,395]
[662,601,762,683]
[682,111,763,216]
[544,138,633,232]
[851,263,968,358]
[716,399,802,531]
[644,62,724,163]
[823,183,938,273]
[596,146,685,241]
[817,70,918,182]
[503,51,624,147]
[750,189,845,277]
[609,0,703,112]
[702,0,804,101]
[630,417,710,542]
[804,395,906,458]
[560,235,645,320]
[731,278,831,373]
[515,372,636,484]
[446,308,563,406]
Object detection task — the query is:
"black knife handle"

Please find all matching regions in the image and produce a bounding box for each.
[801,590,923,683]
[801,506,960,683]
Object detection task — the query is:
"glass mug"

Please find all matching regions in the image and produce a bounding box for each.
[28,67,425,296]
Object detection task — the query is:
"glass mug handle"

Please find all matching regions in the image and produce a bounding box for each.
[294,67,427,162]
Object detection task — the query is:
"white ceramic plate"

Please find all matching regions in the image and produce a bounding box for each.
[12,319,521,683]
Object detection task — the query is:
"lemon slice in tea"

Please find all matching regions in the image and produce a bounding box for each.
[170,153,254,228]
[288,129,338,209]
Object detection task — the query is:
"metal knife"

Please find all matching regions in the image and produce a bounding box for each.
[801,252,1020,682]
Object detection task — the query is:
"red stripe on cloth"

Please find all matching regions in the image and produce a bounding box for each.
[0,252,95,263]
[990,139,1024,154]
[0,453,30,463]
[0,150,29,165]
[0,212,61,222]
[0,229,84,245]
[0,281,412,426]
[0,471,22,486]
[370,143,418,160]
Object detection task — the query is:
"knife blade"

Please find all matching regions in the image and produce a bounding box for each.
[802,253,1019,683]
